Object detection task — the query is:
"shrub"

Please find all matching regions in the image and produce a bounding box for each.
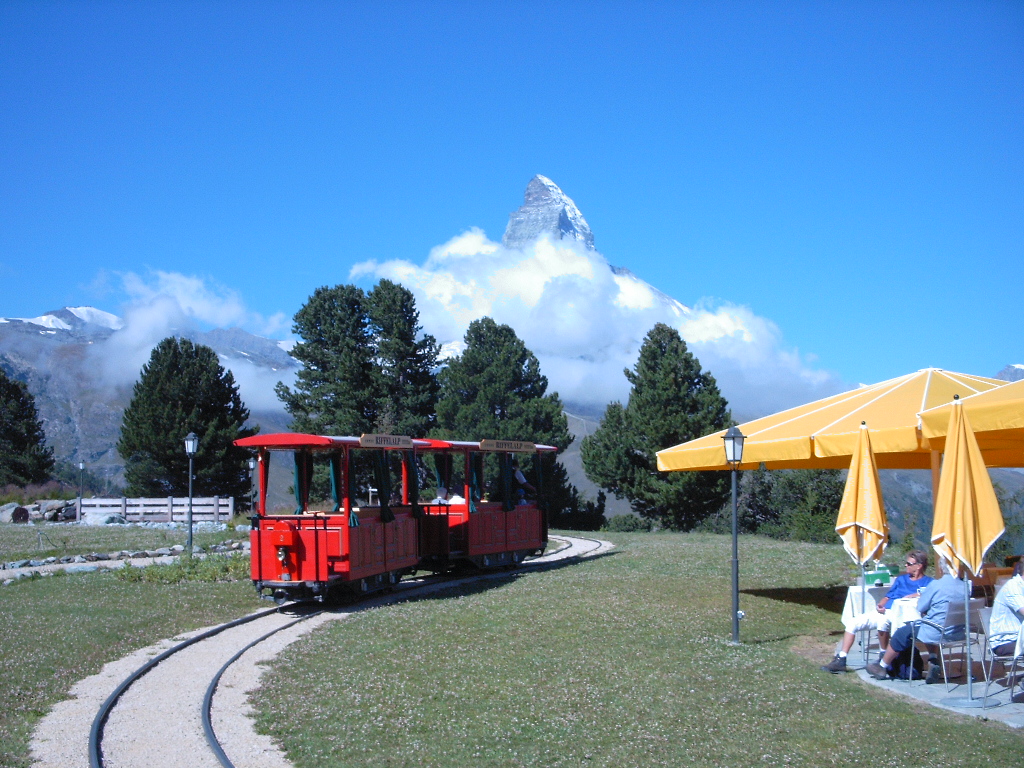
[603,513,653,533]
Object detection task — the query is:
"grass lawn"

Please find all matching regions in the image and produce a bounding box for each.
[0,520,249,563]
[0,569,262,768]
[253,532,1023,767]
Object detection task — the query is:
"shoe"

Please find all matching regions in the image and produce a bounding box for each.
[865,662,889,680]
[821,655,847,674]
[925,665,943,685]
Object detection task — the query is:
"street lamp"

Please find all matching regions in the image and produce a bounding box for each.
[77,461,85,522]
[722,425,745,644]
[184,432,199,555]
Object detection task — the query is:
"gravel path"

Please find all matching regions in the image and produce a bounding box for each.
[30,536,612,768]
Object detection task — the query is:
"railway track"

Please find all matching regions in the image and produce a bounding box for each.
[39,535,610,768]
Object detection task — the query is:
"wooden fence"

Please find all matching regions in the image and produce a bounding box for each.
[77,496,235,524]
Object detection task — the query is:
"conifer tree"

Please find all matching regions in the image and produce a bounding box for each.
[582,323,731,530]
[118,338,255,497]
[0,367,54,485]
[435,317,575,510]
[366,279,440,436]
[435,317,570,448]
[276,284,376,436]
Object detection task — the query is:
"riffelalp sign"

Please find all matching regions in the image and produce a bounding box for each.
[359,434,414,449]
[478,439,536,453]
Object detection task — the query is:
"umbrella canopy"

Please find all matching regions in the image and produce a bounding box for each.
[835,424,888,565]
[919,378,1024,467]
[930,402,1005,577]
[656,368,1005,472]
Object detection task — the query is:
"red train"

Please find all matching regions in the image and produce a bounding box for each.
[234,432,556,603]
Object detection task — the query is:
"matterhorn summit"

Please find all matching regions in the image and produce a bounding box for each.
[502,175,596,250]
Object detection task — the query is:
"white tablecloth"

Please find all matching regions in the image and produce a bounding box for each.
[842,587,920,631]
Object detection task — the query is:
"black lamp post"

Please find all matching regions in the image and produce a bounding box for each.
[722,425,745,644]
[77,461,85,522]
[184,432,199,555]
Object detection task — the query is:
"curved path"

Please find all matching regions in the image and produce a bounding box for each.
[30,535,612,768]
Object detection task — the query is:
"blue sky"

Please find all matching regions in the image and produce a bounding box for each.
[1,2,1021,415]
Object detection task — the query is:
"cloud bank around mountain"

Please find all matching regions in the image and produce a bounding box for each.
[352,229,844,419]
[91,270,294,411]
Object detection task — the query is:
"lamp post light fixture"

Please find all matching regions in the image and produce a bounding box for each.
[184,432,199,555]
[722,425,745,644]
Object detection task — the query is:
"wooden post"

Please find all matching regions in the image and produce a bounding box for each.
[168,496,174,523]
[121,497,127,519]
[213,496,220,524]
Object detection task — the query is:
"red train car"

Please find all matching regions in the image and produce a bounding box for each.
[234,432,556,603]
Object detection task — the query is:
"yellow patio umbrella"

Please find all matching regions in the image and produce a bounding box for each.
[920,378,1024,467]
[931,400,1005,577]
[929,400,1005,708]
[656,368,1005,473]
[835,423,888,566]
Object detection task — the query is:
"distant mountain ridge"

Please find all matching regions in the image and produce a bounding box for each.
[997,364,1024,382]
[0,309,298,481]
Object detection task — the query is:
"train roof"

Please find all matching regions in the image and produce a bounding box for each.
[234,432,557,453]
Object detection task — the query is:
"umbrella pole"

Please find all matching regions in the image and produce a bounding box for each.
[861,563,868,667]
[943,573,989,708]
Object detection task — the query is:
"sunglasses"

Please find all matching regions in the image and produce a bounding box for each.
[905,561,919,566]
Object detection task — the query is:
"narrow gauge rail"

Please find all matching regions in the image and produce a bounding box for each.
[86,536,606,768]
[235,432,559,604]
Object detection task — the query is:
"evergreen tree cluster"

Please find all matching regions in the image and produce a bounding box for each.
[699,466,846,544]
[276,280,440,438]
[118,337,256,498]
[0,367,54,486]
[582,323,732,530]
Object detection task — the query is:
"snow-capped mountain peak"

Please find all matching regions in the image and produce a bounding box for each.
[502,174,596,251]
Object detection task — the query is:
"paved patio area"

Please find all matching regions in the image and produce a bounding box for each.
[847,654,1024,729]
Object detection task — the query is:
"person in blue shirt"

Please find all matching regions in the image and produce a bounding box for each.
[822,550,933,674]
[867,557,965,683]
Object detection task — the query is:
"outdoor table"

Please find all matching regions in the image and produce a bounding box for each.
[842,588,921,633]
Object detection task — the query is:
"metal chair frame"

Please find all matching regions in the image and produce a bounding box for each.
[909,597,985,690]
[980,606,1024,706]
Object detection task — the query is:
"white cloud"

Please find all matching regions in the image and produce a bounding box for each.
[352,231,844,419]
[88,271,295,413]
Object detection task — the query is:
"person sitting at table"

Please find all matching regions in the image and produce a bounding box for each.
[866,557,964,683]
[822,550,933,674]
[988,559,1024,702]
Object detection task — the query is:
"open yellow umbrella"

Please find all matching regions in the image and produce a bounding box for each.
[930,400,1005,708]
[920,378,1024,467]
[836,423,888,566]
[931,401,1005,577]
[656,368,1005,472]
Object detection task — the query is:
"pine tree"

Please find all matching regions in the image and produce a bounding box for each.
[118,338,255,497]
[366,279,440,436]
[436,318,570,448]
[435,317,575,510]
[582,323,731,530]
[276,284,376,436]
[0,367,54,485]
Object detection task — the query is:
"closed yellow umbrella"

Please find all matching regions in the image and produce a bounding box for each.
[656,368,1005,472]
[931,401,1005,577]
[835,423,888,566]
[929,400,1005,708]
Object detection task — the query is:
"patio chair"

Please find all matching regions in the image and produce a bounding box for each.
[910,597,985,690]
[980,606,1024,706]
